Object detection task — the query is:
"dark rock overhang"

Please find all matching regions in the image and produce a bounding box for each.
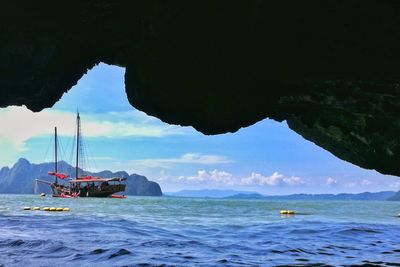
[0,1,399,176]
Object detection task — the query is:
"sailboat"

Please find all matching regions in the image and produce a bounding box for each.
[35,112,126,198]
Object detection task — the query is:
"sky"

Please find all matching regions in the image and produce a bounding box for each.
[0,63,399,194]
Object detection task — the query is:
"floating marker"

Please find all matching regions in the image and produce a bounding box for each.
[280,210,295,215]
[21,206,70,212]
[40,193,46,197]
[42,207,70,212]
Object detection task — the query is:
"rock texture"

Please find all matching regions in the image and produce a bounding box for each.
[0,158,162,196]
[0,2,400,176]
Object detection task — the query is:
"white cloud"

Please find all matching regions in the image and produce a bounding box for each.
[158,170,305,188]
[344,182,357,188]
[0,106,185,152]
[74,153,231,174]
[179,154,232,164]
[325,178,372,188]
[176,170,235,186]
[389,182,400,189]
[131,153,232,169]
[325,177,338,186]
[240,172,304,186]
[240,172,282,186]
[283,176,305,185]
[361,179,372,186]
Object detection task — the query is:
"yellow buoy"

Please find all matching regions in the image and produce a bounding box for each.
[23,207,31,210]
[43,207,50,211]
[280,210,295,215]
[49,207,56,211]
[32,207,40,211]
[62,207,70,212]
[40,193,46,197]
[56,207,63,211]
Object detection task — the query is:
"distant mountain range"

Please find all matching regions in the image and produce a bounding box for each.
[0,158,162,196]
[387,191,400,201]
[165,189,260,198]
[166,189,399,201]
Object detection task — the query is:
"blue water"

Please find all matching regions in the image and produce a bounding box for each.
[0,195,400,266]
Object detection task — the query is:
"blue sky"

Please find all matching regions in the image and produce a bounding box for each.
[0,63,399,194]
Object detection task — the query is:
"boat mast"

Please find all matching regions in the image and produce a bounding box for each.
[75,112,81,179]
[54,126,58,184]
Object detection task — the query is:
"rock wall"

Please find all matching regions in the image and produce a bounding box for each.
[0,1,399,176]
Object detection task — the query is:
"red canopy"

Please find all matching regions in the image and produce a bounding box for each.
[48,172,69,179]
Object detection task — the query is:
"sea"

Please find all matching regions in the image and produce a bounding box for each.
[0,194,399,267]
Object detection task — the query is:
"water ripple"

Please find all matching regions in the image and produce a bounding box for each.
[1,195,400,266]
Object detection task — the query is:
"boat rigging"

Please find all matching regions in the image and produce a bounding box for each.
[35,112,126,198]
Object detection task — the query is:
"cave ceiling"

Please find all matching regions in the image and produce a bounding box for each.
[0,1,399,176]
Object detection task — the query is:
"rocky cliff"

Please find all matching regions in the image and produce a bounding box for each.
[0,158,162,196]
[0,2,399,176]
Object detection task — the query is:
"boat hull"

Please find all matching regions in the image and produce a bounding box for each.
[51,183,126,198]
